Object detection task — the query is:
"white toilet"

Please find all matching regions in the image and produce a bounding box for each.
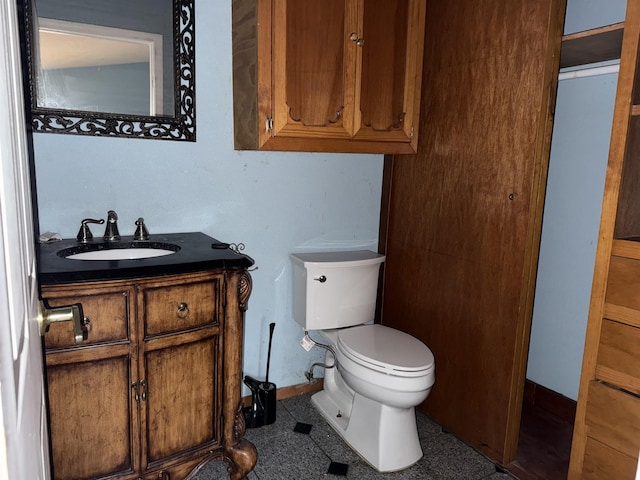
[291,250,435,472]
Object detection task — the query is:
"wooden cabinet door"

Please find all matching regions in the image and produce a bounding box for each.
[137,273,223,472]
[43,286,137,480]
[253,0,425,153]
[380,0,565,465]
[46,353,137,480]
[271,0,358,141]
[141,335,220,470]
[353,0,425,147]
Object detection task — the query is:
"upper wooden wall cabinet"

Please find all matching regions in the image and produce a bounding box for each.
[232,0,427,154]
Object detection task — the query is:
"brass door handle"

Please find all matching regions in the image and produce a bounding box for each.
[38,301,89,344]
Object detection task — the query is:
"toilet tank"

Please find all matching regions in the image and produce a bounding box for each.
[290,250,385,330]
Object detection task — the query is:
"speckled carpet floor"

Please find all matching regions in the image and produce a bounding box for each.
[192,393,514,480]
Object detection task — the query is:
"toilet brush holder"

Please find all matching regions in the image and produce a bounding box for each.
[244,375,265,428]
[259,381,276,425]
[244,323,277,428]
[243,376,276,428]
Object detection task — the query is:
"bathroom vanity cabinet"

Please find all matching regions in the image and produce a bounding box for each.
[232,0,426,154]
[569,1,640,477]
[38,234,256,480]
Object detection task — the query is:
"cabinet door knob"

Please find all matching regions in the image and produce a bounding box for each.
[176,302,190,320]
[349,32,364,46]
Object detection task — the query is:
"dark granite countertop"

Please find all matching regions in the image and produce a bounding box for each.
[38,232,254,285]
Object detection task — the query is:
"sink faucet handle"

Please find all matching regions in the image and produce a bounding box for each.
[76,218,105,243]
[103,210,121,241]
[134,218,150,241]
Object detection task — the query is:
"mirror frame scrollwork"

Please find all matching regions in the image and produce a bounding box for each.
[21,0,195,141]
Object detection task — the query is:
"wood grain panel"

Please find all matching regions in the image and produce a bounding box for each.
[585,381,640,459]
[603,303,640,328]
[596,319,640,394]
[231,0,259,150]
[612,239,640,259]
[560,23,624,69]
[47,356,134,479]
[143,337,218,466]
[43,285,132,349]
[381,0,565,464]
[581,436,637,480]
[284,1,345,127]
[605,254,640,311]
[615,118,640,237]
[360,0,408,131]
[142,277,221,337]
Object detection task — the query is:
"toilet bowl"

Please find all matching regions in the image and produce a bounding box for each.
[290,251,436,472]
[334,324,435,408]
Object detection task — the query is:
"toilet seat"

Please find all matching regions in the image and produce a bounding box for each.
[337,325,434,378]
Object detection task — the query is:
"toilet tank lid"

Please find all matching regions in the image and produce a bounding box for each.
[291,250,384,267]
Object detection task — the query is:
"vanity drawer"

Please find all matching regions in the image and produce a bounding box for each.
[596,319,640,394]
[141,278,220,336]
[584,381,640,465]
[43,288,132,349]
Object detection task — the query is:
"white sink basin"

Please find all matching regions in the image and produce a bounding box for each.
[58,242,181,261]
[65,248,177,261]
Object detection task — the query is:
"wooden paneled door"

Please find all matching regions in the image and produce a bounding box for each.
[379,0,566,465]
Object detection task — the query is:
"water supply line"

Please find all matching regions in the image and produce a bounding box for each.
[303,331,336,383]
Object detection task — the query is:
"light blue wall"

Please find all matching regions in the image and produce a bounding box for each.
[32,1,383,392]
[564,0,626,33]
[526,73,616,399]
[526,0,626,400]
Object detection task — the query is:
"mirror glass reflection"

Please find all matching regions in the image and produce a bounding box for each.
[35,0,174,116]
[23,0,196,141]
[37,19,165,116]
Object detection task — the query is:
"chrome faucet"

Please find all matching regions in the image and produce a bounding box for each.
[76,218,104,243]
[133,218,149,241]
[103,210,121,241]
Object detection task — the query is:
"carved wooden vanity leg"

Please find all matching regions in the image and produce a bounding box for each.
[224,272,257,479]
[226,439,258,480]
[226,404,257,480]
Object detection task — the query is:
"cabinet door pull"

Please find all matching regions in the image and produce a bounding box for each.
[131,381,140,402]
[176,302,190,320]
[349,32,364,46]
[140,380,147,401]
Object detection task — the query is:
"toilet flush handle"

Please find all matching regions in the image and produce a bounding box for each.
[314,275,327,283]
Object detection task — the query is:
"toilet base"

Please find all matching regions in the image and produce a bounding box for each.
[311,389,423,472]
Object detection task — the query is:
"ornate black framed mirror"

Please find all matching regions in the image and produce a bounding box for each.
[21,0,195,141]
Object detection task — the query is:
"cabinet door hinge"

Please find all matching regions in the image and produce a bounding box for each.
[266,116,273,133]
[410,125,414,138]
